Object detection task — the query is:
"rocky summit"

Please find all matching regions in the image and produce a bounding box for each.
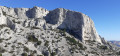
[0,6,120,56]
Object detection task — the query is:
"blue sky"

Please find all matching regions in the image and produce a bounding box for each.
[0,0,120,40]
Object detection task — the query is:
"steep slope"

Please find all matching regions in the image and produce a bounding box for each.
[45,8,102,43]
[0,6,120,56]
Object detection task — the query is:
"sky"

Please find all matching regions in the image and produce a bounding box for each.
[0,0,120,41]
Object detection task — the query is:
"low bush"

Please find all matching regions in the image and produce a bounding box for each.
[0,47,5,53]
[2,11,6,16]
[99,45,108,50]
[65,36,77,45]
[21,53,27,56]
[51,52,56,56]
[0,54,2,56]
[37,41,42,45]
[0,39,3,43]
[44,41,49,47]
[28,35,38,42]
[24,46,29,52]
[91,51,98,55]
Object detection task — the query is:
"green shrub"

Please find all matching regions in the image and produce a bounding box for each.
[18,42,22,45]
[28,35,38,42]
[33,50,37,54]
[44,41,49,47]
[52,40,55,43]
[0,24,8,29]
[0,54,2,56]
[78,43,84,49]
[51,52,56,56]
[41,33,44,35]
[37,55,43,56]
[29,54,34,56]
[99,45,108,50]
[9,51,14,53]
[21,53,27,56]
[91,51,98,55]
[0,47,5,53]
[85,40,96,43]
[37,41,42,45]
[65,36,77,45]
[24,46,29,52]
[31,27,40,29]
[2,11,6,16]
[12,54,16,56]
[0,39,3,43]
[85,54,88,56]
[59,29,66,36]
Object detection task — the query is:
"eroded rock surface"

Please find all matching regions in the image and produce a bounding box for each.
[0,6,119,56]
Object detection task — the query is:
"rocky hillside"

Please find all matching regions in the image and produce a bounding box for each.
[0,6,120,56]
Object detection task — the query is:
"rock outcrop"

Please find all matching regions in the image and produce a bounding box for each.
[0,6,102,44]
[45,8,102,43]
[0,6,119,56]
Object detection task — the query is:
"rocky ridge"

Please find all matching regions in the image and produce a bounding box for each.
[0,6,120,56]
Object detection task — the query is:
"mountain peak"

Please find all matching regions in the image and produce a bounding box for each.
[0,6,120,56]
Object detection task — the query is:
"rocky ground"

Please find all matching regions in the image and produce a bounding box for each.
[0,6,120,56]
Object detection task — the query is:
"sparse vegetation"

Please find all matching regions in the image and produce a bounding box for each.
[29,54,34,56]
[59,29,66,36]
[85,54,88,56]
[0,24,8,29]
[12,20,21,24]
[44,41,49,47]
[91,51,98,55]
[9,51,14,53]
[24,46,29,52]
[37,55,43,56]
[65,36,86,50]
[85,40,96,43]
[21,53,27,56]
[33,50,37,54]
[18,42,22,45]
[28,35,38,42]
[65,36,77,45]
[52,40,55,43]
[2,11,6,16]
[37,41,42,45]
[41,33,44,35]
[0,53,2,56]
[99,45,108,50]
[77,42,86,50]
[0,39,3,43]
[31,27,40,29]
[0,47,5,53]
[51,52,56,56]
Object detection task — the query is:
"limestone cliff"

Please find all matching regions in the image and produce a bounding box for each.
[0,6,119,56]
[45,8,102,43]
[0,6,102,44]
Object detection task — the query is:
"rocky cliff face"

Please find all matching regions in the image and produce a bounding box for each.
[0,6,102,44]
[0,6,120,56]
[45,8,102,43]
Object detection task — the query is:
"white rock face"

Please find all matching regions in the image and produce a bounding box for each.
[45,8,102,43]
[82,14,102,43]
[0,6,118,56]
[0,6,102,43]
[0,8,7,25]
